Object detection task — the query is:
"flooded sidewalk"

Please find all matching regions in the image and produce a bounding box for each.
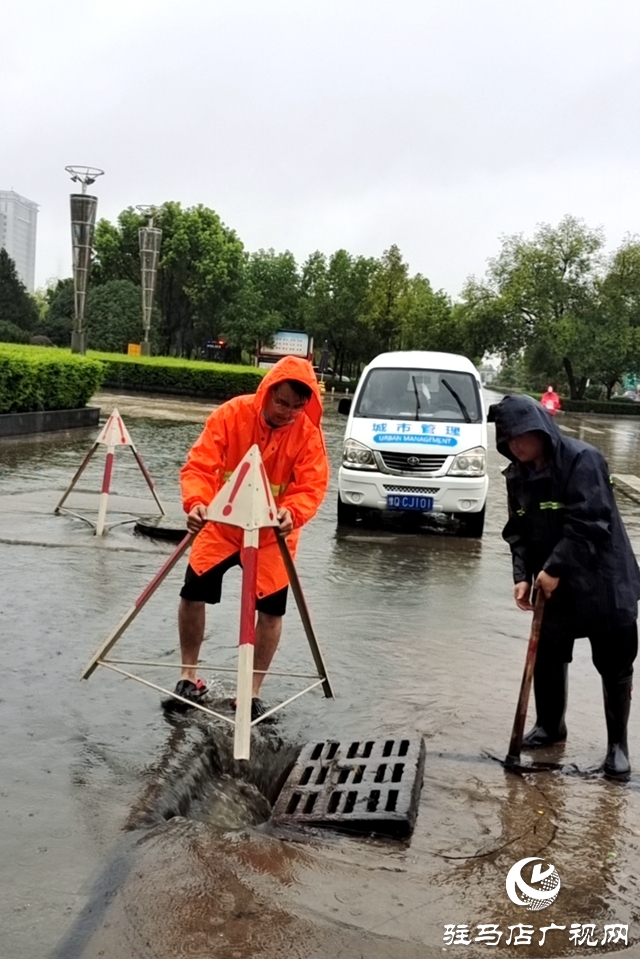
[1,392,640,958]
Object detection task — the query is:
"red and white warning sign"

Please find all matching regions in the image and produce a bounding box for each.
[55,407,165,536]
[96,409,134,448]
[206,445,279,532]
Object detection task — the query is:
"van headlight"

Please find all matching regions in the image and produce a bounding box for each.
[342,438,377,469]
[448,446,486,476]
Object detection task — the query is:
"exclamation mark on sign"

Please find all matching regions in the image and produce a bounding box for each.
[222,461,251,516]
[259,463,275,520]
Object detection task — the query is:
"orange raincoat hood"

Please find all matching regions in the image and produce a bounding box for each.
[254,356,323,428]
[181,353,329,597]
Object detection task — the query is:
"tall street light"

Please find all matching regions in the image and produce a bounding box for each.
[65,165,104,355]
[136,206,162,357]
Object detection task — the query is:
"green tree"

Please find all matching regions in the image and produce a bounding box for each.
[397,275,462,353]
[593,238,640,396]
[301,249,377,377]
[93,203,245,355]
[222,249,302,353]
[92,209,143,286]
[0,249,39,332]
[460,216,605,398]
[361,245,410,353]
[493,352,530,390]
[85,279,161,353]
[41,278,74,346]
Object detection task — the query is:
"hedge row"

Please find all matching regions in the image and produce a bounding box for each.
[559,397,640,416]
[89,352,266,398]
[495,388,640,416]
[0,345,105,414]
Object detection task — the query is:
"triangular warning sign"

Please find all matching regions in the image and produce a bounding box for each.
[96,409,134,448]
[207,445,279,531]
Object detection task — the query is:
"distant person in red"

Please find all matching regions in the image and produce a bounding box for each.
[542,386,561,416]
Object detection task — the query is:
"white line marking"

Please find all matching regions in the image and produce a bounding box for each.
[581,426,605,434]
[558,425,578,433]
[613,474,640,495]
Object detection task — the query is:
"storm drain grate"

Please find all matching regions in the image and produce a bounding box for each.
[271,737,426,839]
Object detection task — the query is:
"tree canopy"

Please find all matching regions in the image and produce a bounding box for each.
[461,216,640,397]
[87,204,478,373]
[11,201,640,396]
[0,249,39,333]
[93,203,244,355]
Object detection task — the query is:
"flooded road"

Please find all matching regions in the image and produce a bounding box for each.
[2,391,640,958]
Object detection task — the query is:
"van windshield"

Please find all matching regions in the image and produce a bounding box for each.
[354,368,481,422]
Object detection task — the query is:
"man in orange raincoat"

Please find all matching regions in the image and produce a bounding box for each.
[162,356,329,718]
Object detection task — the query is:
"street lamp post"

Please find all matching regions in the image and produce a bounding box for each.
[136,206,162,357]
[65,165,104,355]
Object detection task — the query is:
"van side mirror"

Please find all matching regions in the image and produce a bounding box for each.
[338,398,352,415]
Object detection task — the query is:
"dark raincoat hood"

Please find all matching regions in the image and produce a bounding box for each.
[492,394,640,630]
[488,394,562,462]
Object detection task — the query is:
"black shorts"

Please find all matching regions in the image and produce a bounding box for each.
[180,552,288,616]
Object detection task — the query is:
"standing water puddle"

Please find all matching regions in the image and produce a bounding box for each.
[2,391,640,957]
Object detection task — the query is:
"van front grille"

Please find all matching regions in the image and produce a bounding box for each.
[383,485,438,494]
[378,452,447,475]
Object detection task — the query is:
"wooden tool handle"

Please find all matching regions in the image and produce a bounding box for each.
[505,589,546,764]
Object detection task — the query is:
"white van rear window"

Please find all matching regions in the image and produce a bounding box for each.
[355,368,481,422]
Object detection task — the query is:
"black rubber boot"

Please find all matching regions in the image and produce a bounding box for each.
[522,663,568,749]
[602,678,632,779]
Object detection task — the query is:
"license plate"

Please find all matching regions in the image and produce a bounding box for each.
[386,494,434,512]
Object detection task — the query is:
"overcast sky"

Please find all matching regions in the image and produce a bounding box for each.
[3,0,640,296]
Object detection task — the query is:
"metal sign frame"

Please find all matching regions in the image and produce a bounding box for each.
[80,445,333,759]
[54,409,165,535]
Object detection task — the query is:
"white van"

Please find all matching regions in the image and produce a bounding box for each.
[337,351,488,536]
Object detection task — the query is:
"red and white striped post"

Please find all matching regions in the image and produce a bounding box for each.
[235,526,259,756]
[56,408,165,534]
[207,445,279,759]
[93,410,131,536]
[95,433,116,536]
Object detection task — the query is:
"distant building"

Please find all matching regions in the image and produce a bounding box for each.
[478,366,498,385]
[0,190,38,291]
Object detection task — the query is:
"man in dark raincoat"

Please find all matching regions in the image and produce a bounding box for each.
[489,394,640,777]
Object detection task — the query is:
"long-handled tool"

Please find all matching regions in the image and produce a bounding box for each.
[505,589,545,766]
[482,590,571,773]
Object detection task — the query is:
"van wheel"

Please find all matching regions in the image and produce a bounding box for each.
[337,496,359,526]
[457,506,485,538]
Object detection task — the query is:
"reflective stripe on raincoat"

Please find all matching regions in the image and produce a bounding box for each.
[181,356,329,599]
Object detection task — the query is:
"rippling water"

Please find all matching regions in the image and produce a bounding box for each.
[2,391,640,958]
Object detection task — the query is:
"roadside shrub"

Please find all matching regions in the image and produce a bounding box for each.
[0,345,105,414]
[0,320,31,344]
[91,352,265,398]
[491,389,640,416]
[560,398,640,416]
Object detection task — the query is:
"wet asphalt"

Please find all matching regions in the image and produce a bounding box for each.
[2,391,640,958]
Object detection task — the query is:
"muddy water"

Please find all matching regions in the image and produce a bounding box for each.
[2,392,640,958]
